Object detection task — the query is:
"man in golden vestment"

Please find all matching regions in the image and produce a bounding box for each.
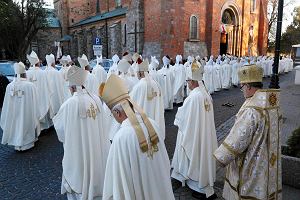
[214,65,282,200]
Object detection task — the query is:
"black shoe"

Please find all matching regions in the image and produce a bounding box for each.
[192,191,218,200]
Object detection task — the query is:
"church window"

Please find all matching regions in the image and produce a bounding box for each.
[250,0,256,13]
[115,0,121,8]
[189,15,198,40]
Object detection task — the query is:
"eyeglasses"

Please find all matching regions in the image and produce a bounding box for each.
[240,84,246,91]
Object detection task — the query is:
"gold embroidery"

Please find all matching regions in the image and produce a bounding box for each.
[269,92,277,107]
[147,89,157,100]
[204,99,211,112]
[222,142,240,157]
[86,104,98,120]
[270,153,277,167]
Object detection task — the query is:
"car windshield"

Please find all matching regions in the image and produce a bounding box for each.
[0,63,15,76]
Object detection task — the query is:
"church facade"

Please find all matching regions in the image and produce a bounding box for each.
[53,0,268,61]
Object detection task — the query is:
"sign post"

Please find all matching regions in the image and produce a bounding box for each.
[93,37,102,56]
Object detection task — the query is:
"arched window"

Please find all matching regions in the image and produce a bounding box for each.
[190,15,198,40]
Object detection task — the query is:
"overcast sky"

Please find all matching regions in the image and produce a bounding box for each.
[282,0,300,32]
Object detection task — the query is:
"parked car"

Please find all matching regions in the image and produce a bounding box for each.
[0,60,16,82]
[89,58,113,72]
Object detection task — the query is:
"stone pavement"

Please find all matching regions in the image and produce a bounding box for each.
[0,71,299,199]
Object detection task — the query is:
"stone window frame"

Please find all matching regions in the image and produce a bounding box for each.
[250,0,256,13]
[189,15,199,41]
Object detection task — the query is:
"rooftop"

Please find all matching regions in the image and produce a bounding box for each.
[71,7,127,27]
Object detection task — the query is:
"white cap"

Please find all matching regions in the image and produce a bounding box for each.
[122,52,132,62]
[78,54,89,69]
[67,65,88,86]
[27,51,39,66]
[117,59,131,73]
[187,61,204,81]
[176,55,182,64]
[112,54,120,63]
[137,58,149,72]
[162,56,170,66]
[46,54,55,66]
[14,62,26,74]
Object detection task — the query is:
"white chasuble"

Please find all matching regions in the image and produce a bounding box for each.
[53,89,110,200]
[1,79,41,150]
[130,77,165,140]
[171,83,218,197]
[26,67,52,130]
[103,115,174,200]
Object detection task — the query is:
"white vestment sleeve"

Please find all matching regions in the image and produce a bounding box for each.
[53,106,65,143]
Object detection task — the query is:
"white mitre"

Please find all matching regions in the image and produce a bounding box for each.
[122,52,132,63]
[150,56,159,69]
[136,58,149,72]
[46,54,55,66]
[187,60,204,81]
[67,65,88,86]
[132,53,141,63]
[112,54,120,64]
[176,55,182,64]
[27,51,39,66]
[162,56,170,66]
[60,55,69,66]
[14,62,26,75]
[117,59,131,73]
[78,54,89,69]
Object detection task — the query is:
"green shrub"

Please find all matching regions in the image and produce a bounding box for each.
[286,126,300,158]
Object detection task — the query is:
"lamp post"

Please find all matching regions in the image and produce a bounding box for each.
[269,0,284,89]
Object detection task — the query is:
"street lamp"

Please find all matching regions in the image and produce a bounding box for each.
[269,0,284,89]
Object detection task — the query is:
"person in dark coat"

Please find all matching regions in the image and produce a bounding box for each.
[0,73,10,110]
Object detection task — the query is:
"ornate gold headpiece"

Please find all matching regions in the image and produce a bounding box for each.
[238,64,263,84]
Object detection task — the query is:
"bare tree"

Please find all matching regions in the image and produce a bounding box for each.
[267,0,294,43]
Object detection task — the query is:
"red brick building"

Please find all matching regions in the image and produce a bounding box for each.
[53,0,268,61]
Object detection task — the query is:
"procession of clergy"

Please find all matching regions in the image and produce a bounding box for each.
[0,49,288,200]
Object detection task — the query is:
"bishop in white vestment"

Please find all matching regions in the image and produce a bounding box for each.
[53,66,110,200]
[107,54,120,77]
[214,65,282,200]
[78,54,99,95]
[26,51,52,130]
[171,60,218,199]
[157,55,175,109]
[92,55,107,85]
[100,74,174,200]
[1,62,41,151]
[173,55,186,104]
[130,58,165,140]
[45,54,68,116]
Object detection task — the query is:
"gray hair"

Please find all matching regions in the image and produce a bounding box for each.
[112,103,124,113]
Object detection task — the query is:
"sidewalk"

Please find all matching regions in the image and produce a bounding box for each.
[174,70,300,199]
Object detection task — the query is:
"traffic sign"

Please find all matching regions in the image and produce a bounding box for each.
[94,37,101,45]
[93,45,102,56]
